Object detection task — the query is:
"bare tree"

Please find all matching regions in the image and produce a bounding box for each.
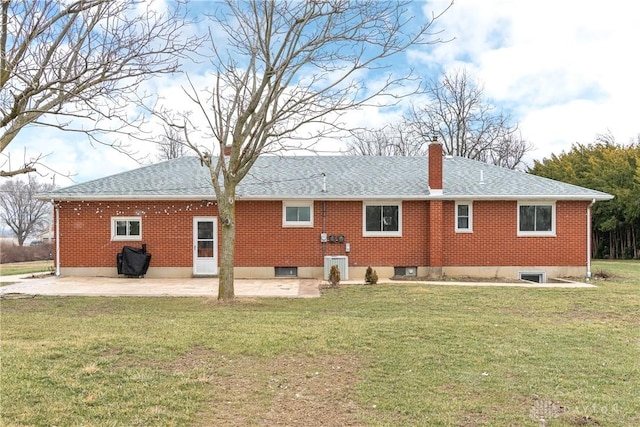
[154,0,450,300]
[346,121,428,156]
[0,176,54,245]
[405,68,533,168]
[0,0,201,177]
[476,129,531,169]
[156,126,187,161]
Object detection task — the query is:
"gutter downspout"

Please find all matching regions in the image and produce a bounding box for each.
[54,201,60,276]
[586,198,596,280]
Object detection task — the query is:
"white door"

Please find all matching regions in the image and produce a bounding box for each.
[193,217,218,275]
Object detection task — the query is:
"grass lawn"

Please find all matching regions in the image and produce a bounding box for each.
[1,260,638,426]
[0,260,54,276]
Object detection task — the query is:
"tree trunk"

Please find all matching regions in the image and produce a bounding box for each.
[217,184,236,300]
[218,219,235,300]
[609,232,614,259]
[631,223,637,259]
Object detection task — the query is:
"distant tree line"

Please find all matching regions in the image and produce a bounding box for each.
[529,135,640,259]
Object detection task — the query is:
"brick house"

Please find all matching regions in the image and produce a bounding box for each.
[43,142,612,282]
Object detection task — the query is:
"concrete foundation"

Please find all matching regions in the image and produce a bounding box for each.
[60,267,193,278]
[59,265,588,282]
[440,266,586,281]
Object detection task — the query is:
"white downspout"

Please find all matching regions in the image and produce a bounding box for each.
[54,201,61,276]
[586,198,596,280]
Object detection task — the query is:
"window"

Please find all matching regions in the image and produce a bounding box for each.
[111,217,141,241]
[275,267,298,277]
[518,202,555,236]
[394,266,417,277]
[520,272,545,283]
[283,201,313,227]
[197,220,215,257]
[363,202,401,236]
[455,202,473,233]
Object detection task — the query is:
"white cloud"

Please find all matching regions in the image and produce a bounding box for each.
[5,0,639,185]
[420,0,640,162]
[2,126,144,187]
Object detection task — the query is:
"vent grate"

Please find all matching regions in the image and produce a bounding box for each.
[323,256,348,280]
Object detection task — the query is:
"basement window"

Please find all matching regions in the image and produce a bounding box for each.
[275,267,298,277]
[519,272,545,283]
[394,266,417,277]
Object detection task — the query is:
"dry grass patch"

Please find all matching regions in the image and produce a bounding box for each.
[178,350,368,427]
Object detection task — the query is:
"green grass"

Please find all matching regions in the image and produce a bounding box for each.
[1,260,638,426]
[0,260,54,276]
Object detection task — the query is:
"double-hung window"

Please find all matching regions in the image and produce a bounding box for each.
[518,202,555,236]
[455,201,473,233]
[363,202,401,237]
[111,217,142,241]
[283,201,313,227]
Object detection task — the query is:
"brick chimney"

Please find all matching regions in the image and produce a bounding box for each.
[428,135,444,275]
[428,136,443,195]
[223,144,232,156]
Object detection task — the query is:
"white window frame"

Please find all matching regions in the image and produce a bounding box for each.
[363,201,402,237]
[111,216,142,241]
[282,201,314,228]
[517,201,556,237]
[455,201,473,233]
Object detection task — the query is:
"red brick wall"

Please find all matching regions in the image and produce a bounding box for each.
[234,200,428,268]
[442,200,589,266]
[56,200,219,268]
[56,198,588,270]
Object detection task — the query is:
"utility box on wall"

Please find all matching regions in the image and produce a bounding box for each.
[323,256,348,281]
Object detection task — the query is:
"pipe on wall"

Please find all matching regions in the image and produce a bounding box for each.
[586,198,596,279]
[54,201,60,277]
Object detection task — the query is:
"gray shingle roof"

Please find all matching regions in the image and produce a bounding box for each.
[43,155,612,201]
[442,156,612,200]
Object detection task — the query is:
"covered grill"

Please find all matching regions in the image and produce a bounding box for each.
[117,245,151,277]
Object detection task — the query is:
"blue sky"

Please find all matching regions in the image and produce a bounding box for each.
[4,0,640,187]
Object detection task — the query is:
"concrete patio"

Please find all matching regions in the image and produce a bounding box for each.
[0,274,322,298]
[0,271,595,299]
